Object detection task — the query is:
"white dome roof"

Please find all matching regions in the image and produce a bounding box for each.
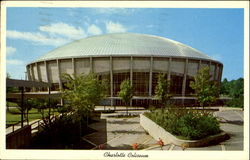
[34,33,213,62]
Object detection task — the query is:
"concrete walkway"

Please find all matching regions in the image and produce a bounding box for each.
[84,110,154,150]
[6,119,41,135]
[83,109,244,151]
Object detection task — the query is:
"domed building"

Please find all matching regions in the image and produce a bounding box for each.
[26,33,223,106]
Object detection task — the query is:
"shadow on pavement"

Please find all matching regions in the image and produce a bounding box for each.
[220,120,243,125]
[109,130,146,135]
[107,120,139,125]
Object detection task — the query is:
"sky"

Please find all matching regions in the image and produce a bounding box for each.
[6,7,244,81]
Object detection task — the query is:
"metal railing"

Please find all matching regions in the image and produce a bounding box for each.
[6,115,58,135]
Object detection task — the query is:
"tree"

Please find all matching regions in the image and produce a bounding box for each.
[229,78,243,98]
[190,67,219,109]
[220,78,230,95]
[61,73,107,129]
[33,98,59,124]
[119,79,133,115]
[225,78,244,108]
[23,98,39,124]
[155,73,171,108]
[15,98,36,126]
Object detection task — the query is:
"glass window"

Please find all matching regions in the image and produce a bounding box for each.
[133,72,149,96]
[170,74,183,96]
[113,72,130,96]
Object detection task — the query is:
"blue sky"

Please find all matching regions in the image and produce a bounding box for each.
[6,8,244,81]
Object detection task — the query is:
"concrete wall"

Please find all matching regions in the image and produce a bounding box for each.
[187,60,199,77]
[75,58,91,75]
[113,57,130,72]
[38,62,47,82]
[60,59,74,76]
[27,56,223,97]
[133,57,150,72]
[171,59,185,74]
[93,57,110,73]
[47,60,59,83]
[153,58,169,72]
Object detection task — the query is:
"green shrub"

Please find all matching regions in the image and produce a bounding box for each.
[226,96,243,108]
[145,108,221,140]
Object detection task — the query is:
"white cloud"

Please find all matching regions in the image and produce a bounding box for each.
[87,24,103,35]
[39,22,86,40]
[105,21,127,33]
[7,22,89,47]
[7,59,24,65]
[7,30,69,47]
[6,46,16,55]
[96,8,137,15]
[7,21,127,48]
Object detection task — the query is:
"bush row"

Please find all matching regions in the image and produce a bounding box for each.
[145,108,221,140]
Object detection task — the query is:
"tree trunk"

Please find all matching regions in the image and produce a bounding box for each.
[48,107,51,124]
[21,110,24,127]
[126,102,128,116]
[27,109,29,125]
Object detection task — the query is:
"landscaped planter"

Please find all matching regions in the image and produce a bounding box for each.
[140,114,230,147]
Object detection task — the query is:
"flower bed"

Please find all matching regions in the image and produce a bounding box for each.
[140,109,230,147]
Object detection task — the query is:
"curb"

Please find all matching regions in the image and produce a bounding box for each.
[140,114,230,148]
[219,107,243,111]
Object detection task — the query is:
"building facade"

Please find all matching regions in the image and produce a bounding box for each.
[26,33,223,106]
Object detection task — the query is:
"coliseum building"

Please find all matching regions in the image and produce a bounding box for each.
[26,33,223,106]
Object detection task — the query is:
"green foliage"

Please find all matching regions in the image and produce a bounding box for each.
[145,108,221,140]
[228,78,244,98]
[6,107,59,127]
[221,78,243,97]
[119,79,133,115]
[155,73,171,106]
[15,98,59,124]
[220,78,244,108]
[175,112,220,139]
[220,78,230,95]
[61,73,107,118]
[119,79,133,105]
[190,67,219,108]
[226,96,244,108]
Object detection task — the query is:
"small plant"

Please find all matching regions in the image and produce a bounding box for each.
[119,79,133,116]
[157,138,164,150]
[98,144,105,150]
[132,143,139,150]
[155,73,171,108]
[181,143,189,150]
[190,67,219,109]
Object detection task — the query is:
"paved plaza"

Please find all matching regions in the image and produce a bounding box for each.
[5,107,244,150]
[84,109,244,151]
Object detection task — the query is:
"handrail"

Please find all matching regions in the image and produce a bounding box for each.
[7,114,58,134]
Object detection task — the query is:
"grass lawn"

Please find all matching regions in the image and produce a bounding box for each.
[6,111,21,126]
[7,101,18,107]
[6,107,59,127]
